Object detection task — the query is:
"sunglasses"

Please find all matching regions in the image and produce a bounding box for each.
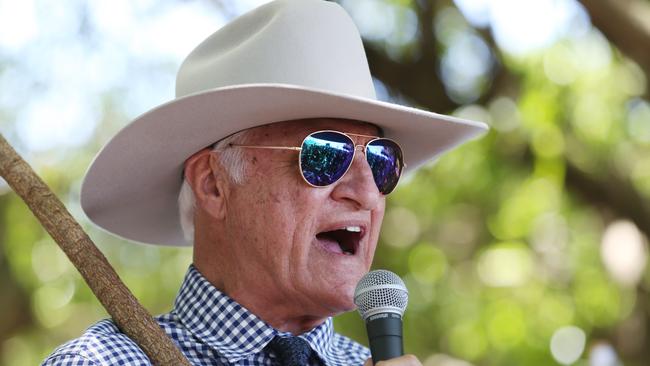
[229,130,405,194]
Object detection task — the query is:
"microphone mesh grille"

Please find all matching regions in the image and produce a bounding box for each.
[354,270,408,319]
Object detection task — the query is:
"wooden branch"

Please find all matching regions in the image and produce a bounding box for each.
[362,0,458,112]
[0,134,190,366]
[363,0,512,113]
[366,29,650,240]
[365,44,457,112]
[579,0,650,87]
[514,142,650,240]
[565,159,650,236]
[415,0,436,62]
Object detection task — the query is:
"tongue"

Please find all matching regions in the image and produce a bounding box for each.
[316,233,344,254]
[320,237,344,254]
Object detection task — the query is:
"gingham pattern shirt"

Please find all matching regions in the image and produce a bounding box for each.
[41,265,370,365]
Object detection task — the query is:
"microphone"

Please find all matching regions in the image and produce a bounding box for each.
[354,270,409,364]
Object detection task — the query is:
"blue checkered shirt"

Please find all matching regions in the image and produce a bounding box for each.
[42,265,370,365]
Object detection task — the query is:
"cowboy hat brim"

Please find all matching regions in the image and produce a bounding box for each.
[80,83,488,246]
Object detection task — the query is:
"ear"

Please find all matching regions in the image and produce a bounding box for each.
[183,148,228,220]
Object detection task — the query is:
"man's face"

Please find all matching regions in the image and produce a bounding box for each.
[213,119,386,316]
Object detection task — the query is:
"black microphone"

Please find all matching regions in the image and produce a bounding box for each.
[354,270,409,364]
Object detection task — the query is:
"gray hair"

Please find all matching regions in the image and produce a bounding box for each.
[178,130,252,243]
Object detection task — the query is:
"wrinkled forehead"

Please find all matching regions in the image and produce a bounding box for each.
[242,118,383,143]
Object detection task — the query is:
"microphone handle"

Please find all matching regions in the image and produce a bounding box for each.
[365,313,403,363]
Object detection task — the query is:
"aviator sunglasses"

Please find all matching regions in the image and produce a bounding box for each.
[229,130,405,194]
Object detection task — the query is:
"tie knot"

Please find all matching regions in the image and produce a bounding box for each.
[266,336,314,365]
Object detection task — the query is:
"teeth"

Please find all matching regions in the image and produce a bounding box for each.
[344,226,361,233]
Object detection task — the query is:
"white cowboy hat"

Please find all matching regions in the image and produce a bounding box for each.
[80,0,488,246]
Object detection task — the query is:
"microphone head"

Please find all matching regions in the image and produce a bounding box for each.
[354,269,408,320]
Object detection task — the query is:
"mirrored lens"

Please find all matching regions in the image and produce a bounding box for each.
[300,131,355,186]
[366,139,403,194]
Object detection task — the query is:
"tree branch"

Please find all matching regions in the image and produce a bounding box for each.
[578,0,650,87]
[565,161,650,236]
[363,0,457,113]
[365,44,456,112]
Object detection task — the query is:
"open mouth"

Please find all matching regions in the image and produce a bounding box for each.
[316,226,363,255]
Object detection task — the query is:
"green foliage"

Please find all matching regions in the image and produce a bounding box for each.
[1,1,649,366]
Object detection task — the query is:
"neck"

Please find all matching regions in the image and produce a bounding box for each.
[192,216,337,335]
[193,261,327,334]
[236,291,328,335]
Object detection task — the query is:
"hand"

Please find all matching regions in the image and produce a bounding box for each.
[363,355,422,366]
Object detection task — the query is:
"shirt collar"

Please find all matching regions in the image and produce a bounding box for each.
[173,265,335,364]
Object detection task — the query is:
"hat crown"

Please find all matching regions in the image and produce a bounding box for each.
[176,0,377,99]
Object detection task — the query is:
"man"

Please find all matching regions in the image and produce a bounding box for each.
[42,0,486,365]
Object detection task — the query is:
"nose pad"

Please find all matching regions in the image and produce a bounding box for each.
[354,144,367,159]
[350,145,371,177]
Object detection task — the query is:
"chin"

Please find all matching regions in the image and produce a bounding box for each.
[320,297,356,316]
[319,280,358,315]
[309,264,368,315]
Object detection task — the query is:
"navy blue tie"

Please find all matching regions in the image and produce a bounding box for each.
[266,336,314,365]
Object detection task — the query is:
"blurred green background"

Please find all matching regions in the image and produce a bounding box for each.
[1,0,649,365]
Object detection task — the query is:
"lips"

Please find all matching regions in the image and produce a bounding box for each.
[316,225,364,255]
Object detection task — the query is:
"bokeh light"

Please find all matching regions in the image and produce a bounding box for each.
[626,98,650,143]
[424,353,475,366]
[1,0,650,365]
[550,325,586,365]
[382,206,421,248]
[477,242,533,287]
[454,0,590,55]
[440,30,494,103]
[408,243,448,285]
[486,300,527,350]
[447,320,488,360]
[588,342,620,366]
[600,220,648,287]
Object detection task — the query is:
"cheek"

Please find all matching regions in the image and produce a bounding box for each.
[239,183,308,238]
[233,164,331,249]
[373,201,386,224]
[371,199,386,227]
[228,184,284,242]
[367,202,386,255]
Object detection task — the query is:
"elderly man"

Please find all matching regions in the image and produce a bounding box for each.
[42,0,486,365]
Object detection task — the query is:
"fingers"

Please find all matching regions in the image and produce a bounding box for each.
[365,354,422,366]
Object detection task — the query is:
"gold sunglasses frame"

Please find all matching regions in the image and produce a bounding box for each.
[228,130,405,194]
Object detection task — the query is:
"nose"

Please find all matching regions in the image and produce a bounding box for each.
[330,146,383,211]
